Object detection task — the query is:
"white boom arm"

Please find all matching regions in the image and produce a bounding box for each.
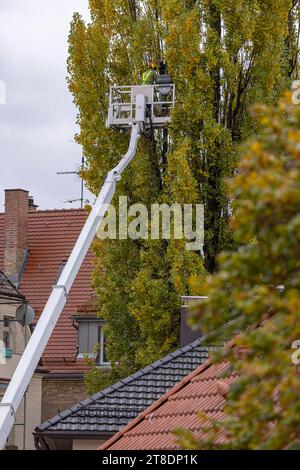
[0,95,145,449]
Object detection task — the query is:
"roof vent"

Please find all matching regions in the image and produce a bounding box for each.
[28,195,39,211]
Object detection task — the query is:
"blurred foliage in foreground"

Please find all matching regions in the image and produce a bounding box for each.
[177,93,300,449]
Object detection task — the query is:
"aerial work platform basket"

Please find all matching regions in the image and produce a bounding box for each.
[106,84,175,130]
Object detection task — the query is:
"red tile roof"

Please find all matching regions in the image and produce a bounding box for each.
[73,296,99,318]
[0,269,25,301]
[100,359,238,450]
[0,209,95,373]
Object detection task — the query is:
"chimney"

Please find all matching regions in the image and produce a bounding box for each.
[4,189,29,281]
[180,296,207,347]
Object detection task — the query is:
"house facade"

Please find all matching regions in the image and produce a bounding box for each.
[0,188,104,447]
[0,270,44,450]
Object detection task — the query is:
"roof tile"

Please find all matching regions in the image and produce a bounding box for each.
[100,359,236,450]
[35,338,208,437]
[0,270,24,301]
[0,209,95,373]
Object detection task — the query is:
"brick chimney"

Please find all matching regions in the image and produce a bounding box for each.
[4,189,29,281]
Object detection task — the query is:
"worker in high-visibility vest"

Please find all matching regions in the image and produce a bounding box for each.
[142,62,158,85]
[142,62,157,121]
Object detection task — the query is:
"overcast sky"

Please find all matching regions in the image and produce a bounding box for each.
[0,0,93,210]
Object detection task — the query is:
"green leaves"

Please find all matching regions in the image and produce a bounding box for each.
[184,94,300,449]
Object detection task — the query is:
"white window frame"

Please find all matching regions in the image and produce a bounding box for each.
[77,320,109,367]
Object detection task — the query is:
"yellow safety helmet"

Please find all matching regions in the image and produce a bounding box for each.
[149,61,157,70]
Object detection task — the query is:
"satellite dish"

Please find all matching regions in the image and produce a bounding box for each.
[16,304,35,326]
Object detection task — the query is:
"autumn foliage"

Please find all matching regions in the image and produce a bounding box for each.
[67,1,299,391]
[184,94,300,449]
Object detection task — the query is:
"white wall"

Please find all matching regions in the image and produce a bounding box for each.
[73,439,104,450]
[0,303,31,379]
[14,373,43,450]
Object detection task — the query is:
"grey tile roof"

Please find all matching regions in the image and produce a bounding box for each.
[0,270,25,301]
[35,337,209,436]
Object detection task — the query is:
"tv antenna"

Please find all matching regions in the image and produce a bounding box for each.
[57,156,85,208]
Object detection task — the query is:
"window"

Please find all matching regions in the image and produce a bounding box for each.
[77,321,108,366]
[2,317,11,349]
[3,331,10,349]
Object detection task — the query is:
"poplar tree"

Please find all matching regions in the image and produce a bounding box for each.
[67,0,299,391]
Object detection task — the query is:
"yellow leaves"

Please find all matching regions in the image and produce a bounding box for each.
[189,274,207,297]
[187,92,300,448]
[286,129,300,162]
[287,129,300,143]
[259,115,271,127]
[162,2,201,80]
[249,142,262,154]
[281,91,293,108]
[69,1,300,422]
[165,137,199,203]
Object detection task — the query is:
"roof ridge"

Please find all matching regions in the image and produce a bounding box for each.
[0,208,86,216]
[31,209,86,214]
[77,335,207,401]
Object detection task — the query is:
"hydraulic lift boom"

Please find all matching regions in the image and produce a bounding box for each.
[0,94,146,449]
